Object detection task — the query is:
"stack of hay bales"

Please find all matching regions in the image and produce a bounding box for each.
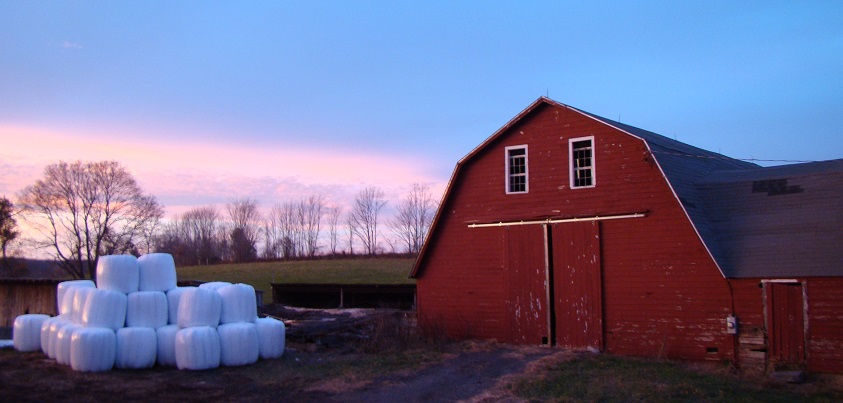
[12,253,285,372]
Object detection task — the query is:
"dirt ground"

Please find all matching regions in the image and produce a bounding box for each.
[2,306,841,402]
[0,306,559,402]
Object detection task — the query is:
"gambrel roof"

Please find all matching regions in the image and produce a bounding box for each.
[412,97,843,279]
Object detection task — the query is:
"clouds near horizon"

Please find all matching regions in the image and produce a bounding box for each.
[0,123,446,217]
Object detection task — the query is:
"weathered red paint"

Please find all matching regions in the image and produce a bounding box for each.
[414,101,734,361]
[413,98,843,373]
[552,221,602,350]
[504,225,548,344]
[766,283,806,367]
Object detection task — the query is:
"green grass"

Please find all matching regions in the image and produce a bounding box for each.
[511,353,843,402]
[176,257,415,304]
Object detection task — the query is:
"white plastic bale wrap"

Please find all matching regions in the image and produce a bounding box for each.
[255,317,286,359]
[40,316,62,356]
[81,289,128,330]
[177,287,221,328]
[46,317,71,359]
[156,324,179,367]
[166,287,193,325]
[218,283,258,324]
[59,287,78,318]
[57,280,94,315]
[115,327,157,369]
[175,326,220,370]
[13,314,50,352]
[217,322,259,367]
[126,291,168,328]
[198,281,231,292]
[70,327,116,372]
[55,323,82,366]
[96,254,139,294]
[70,287,95,323]
[137,253,177,292]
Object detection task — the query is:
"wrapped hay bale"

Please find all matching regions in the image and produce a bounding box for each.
[96,254,139,294]
[70,287,95,323]
[55,323,82,366]
[198,281,231,292]
[177,287,221,328]
[218,283,258,324]
[57,280,94,315]
[81,289,128,330]
[126,291,168,328]
[255,317,286,359]
[218,322,259,367]
[115,327,157,369]
[175,326,220,370]
[40,316,63,356]
[70,327,116,372]
[13,314,50,352]
[166,287,194,325]
[137,253,177,292]
[156,324,179,367]
[45,316,71,359]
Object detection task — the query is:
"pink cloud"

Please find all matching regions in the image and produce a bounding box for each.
[0,124,446,219]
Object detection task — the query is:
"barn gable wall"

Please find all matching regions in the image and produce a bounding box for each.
[416,103,735,361]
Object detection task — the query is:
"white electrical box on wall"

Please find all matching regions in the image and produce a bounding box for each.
[726,315,738,334]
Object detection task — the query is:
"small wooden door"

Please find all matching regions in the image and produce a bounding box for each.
[551,221,603,350]
[766,283,806,368]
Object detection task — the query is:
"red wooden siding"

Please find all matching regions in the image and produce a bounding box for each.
[729,279,767,370]
[766,283,806,366]
[504,225,549,344]
[415,102,735,360]
[805,278,843,373]
[552,220,602,350]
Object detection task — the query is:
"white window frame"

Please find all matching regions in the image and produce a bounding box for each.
[569,136,595,189]
[505,145,529,194]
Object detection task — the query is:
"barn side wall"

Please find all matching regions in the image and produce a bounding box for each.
[0,280,60,328]
[729,277,843,374]
[805,278,843,373]
[416,103,736,361]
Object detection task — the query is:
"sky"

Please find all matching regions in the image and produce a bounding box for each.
[1,1,842,225]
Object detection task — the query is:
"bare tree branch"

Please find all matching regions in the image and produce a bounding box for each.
[17,161,163,278]
[349,186,387,256]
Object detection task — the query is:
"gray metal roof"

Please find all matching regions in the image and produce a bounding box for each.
[696,159,843,278]
[575,105,842,278]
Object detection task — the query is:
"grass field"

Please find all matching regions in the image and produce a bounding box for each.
[510,353,843,402]
[176,257,415,304]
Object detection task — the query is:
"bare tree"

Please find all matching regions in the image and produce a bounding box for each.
[390,183,437,254]
[226,198,261,262]
[349,186,387,256]
[267,202,298,260]
[181,205,224,266]
[326,205,342,256]
[300,194,324,258]
[17,161,164,279]
[345,213,355,255]
[0,196,19,267]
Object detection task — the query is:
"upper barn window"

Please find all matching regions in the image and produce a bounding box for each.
[505,145,528,194]
[569,136,595,188]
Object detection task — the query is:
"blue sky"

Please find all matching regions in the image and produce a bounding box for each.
[1,1,841,218]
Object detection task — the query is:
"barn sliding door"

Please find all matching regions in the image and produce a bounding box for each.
[551,220,603,350]
[503,225,549,345]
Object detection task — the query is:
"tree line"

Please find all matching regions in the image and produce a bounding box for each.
[1,160,438,278]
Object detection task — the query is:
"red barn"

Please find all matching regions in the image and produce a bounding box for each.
[410,97,843,373]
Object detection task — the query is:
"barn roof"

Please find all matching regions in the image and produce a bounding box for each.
[696,159,843,278]
[411,97,842,279]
